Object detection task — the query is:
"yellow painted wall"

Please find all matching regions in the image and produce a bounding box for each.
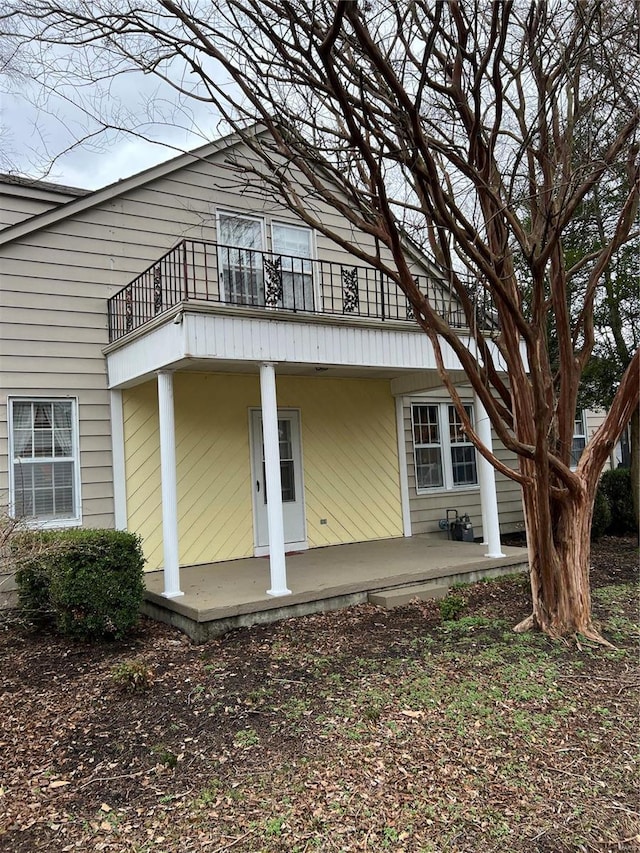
[123,372,403,570]
[122,380,163,570]
[277,376,403,547]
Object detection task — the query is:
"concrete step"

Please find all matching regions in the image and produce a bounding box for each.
[0,573,19,610]
[368,557,530,610]
[369,583,450,609]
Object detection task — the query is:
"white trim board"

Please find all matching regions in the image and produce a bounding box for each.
[106,310,490,388]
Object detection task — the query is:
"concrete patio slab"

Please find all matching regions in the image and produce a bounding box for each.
[143,535,529,642]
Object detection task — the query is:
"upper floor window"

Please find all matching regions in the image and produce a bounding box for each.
[218,212,265,306]
[412,402,478,492]
[217,212,314,311]
[9,398,81,526]
[272,222,314,311]
[571,411,587,467]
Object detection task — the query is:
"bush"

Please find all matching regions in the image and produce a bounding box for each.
[111,658,153,692]
[11,530,60,625]
[590,488,612,541]
[599,468,637,536]
[439,592,465,621]
[15,528,145,640]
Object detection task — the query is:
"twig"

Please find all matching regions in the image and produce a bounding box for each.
[79,769,146,789]
[557,674,622,682]
[530,827,550,842]
[540,764,603,787]
[212,829,256,852]
[604,803,640,817]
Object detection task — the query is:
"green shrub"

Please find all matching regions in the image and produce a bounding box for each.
[12,530,60,625]
[599,468,636,535]
[439,592,465,621]
[591,488,612,541]
[111,658,153,691]
[15,528,145,640]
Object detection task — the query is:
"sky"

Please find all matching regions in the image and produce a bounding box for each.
[1,62,225,191]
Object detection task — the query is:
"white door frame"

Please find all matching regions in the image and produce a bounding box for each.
[249,407,308,557]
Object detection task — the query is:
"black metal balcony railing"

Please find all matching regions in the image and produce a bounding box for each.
[107,239,471,342]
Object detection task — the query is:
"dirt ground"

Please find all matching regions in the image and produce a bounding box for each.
[0,536,638,853]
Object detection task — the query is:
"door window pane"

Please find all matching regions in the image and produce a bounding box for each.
[280,460,296,503]
[261,418,296,503]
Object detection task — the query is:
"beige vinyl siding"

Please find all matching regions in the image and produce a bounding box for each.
[0,191,70,230]
[0,179,85,230]
[0,159,232,527]
[584,409,618,471]
[402,390,524,538]
[0,140,438,530]
[585,409,607,438]
[491,445,525,533]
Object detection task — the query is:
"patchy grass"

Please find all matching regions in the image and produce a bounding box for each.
[0,536,638,852]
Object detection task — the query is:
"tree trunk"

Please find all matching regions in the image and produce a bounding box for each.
[630,407,639,533]
[515,469,605,642]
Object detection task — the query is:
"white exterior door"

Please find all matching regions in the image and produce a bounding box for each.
[251,409,306,553]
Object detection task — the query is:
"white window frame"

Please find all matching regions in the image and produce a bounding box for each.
[8,396,82,528]
[271,220,320,311]
[411,403,445,490]
[215,209,318,309]
[411,401,479,494]
[571,410,587,469]
[216,210,267,304]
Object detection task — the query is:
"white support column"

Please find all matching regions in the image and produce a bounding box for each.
[395,396,412,537]
[109,389,127,531]
[157,371,183,598]
[260,362,291,596]
[474,393,505,558]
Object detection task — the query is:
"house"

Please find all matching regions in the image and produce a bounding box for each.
[0,174,89,229]
[0,128,557,621]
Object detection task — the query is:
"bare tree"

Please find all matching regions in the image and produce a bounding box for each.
[571,177,640,527]
[3,0,639,641]
[0,18,29,173]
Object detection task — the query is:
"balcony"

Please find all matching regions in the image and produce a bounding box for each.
[107,239,469,343]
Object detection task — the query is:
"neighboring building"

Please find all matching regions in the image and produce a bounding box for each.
[0,174,89,231]
[579,410,627,472]
[0,129,543,600]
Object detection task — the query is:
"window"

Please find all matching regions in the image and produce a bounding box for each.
[448,406,478,486]
[412,404,444,489]
[412,402,477,492]
[260,419,296,504]
[217,212,315,310]
[272,222,314,311]
[9,399,80,525]
[218,213,265,306]
[571,411,587,467]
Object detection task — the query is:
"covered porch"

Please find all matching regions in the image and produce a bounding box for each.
[142,535,529,642]
[106,302,512,605]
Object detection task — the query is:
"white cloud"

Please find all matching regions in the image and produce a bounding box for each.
[3,64,225,189]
